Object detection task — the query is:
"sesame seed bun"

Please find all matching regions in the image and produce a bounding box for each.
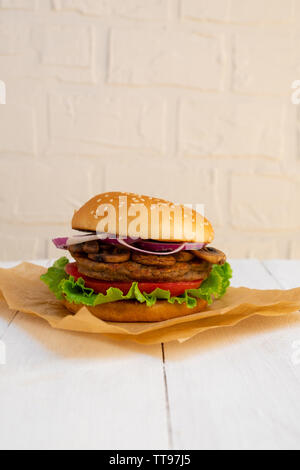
[72,192,214,244]
[63,298,208,322]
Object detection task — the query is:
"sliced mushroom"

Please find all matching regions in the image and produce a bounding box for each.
[193,246,226,265]
[174,251,195,262]
[82,240,99,254]
[68,243,84,254]
[88,247,130,263]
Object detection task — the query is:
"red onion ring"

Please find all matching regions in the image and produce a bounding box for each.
[53,233,206,255]
[135,239,205,252]
[52,233,135,250]
[117,239,186,256]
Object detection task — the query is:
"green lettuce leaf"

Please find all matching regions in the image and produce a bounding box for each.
[40,257,232,309]
[40,257,70,300]
[187,262,233,305]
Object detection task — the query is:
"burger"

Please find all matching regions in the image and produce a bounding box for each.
[41,192,232,322]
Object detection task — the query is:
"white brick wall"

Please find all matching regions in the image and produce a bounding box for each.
[179,95,286,159]
[48,91,166,155]
[0,0,37,11]
[0,0,299,261]
[109,29,224,89]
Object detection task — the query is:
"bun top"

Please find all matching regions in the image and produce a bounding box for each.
[72,192,214,243]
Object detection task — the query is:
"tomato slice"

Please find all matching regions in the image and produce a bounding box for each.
[65,262,203,297]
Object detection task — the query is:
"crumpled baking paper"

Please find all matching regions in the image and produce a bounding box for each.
[0,262,299,344]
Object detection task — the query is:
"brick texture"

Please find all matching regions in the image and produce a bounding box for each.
[181,0,230,23]
[0,1,299,261]
[41,25,92,68]
[232,31,294,94]
[181,0,294,24]
[0,236,41,262]
[53,0,167,20]
[0,0,36,10]
[179,96,286,159]
[48,92,166,155]
[52,0,108,16]
[229,0,294,24]
[31,24,96,83]
[231,173,300,231]
[104,162,222,227]
[290,241,300,259]
[0,21,26,55]
[0,158,95,226]
[109,29,223,90]
[0,105,36,155]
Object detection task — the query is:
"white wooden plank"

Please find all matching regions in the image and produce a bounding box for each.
[163,260,300,450]
[229,259,281,289]
[263,260,300,289]
[0,313,168,450]
[0,259,168,450]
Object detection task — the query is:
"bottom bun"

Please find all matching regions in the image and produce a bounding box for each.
[63,298,208,322]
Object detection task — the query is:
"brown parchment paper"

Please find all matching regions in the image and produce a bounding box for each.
[0,262,300,344]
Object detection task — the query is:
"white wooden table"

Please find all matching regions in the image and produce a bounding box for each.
[0,259,300,450]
